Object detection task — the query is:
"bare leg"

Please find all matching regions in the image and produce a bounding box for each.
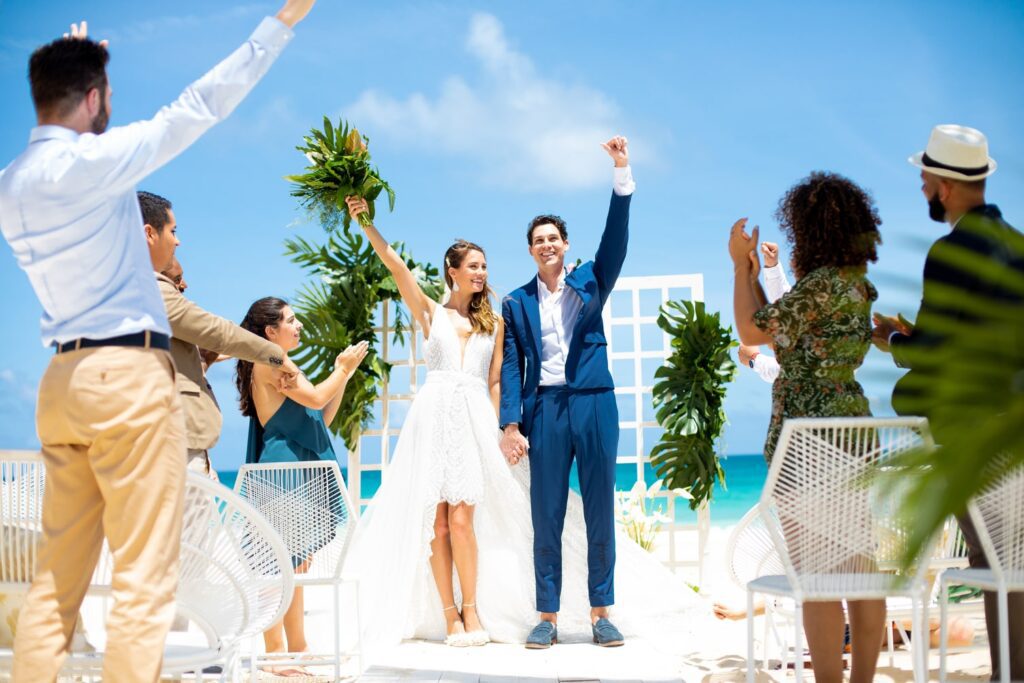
[262,557,312,675]
[848,599,886,683]
[449,503,482,633]
[802,601,845,683]
[591,606,609,624]
[428,502,462,636]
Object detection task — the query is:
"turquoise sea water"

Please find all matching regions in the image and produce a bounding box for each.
[218,455,767,527]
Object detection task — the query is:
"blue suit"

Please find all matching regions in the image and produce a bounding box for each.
[500,192,630,612]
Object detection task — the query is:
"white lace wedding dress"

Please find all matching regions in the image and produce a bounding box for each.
[344,305,705,665]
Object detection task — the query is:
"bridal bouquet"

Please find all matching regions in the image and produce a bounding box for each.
[286,117,396,231]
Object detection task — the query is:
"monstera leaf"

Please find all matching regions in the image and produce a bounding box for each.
[651,300,737,509]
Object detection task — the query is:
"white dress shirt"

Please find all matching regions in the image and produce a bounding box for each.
[0,17,293,347]
[537,165,634,385]
[750,264,792,383]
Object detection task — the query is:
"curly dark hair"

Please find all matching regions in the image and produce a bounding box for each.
[775,171,882,278]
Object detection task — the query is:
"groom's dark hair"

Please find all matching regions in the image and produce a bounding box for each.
[527,214,568,244]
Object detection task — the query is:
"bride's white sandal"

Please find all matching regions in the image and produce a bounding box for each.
[443,605,472,647]
[461,602,490,646]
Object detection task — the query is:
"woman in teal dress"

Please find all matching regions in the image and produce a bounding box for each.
[730,172,883,683]
[235,296,368,674]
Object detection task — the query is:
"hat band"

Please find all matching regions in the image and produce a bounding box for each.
[922,153,989,177]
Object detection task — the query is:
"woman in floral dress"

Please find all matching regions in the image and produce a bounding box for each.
[729,171,883,683]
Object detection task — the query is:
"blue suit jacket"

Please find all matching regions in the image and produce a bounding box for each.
[500,192,631,434]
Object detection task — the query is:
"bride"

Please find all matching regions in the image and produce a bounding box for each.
[342,196,703,664]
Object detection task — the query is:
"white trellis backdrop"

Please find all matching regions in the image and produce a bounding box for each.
[347,273,710,582]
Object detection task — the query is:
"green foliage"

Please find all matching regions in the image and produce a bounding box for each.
[284,230,443,450]
[650,300,738,509]
[880,215,1024,568]
[285,117,396,232]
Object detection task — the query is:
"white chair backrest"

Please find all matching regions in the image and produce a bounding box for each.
[760,417,935,594]
[233,461,355,582]
[968,463,1024,582]
[725,506,786,590]
[178,474,295,643]
[0,451,44,589]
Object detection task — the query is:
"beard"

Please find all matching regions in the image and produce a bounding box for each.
[927,190,946,223]
[90,100,110,134]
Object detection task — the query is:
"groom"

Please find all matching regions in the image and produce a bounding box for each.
[500,135,633,648]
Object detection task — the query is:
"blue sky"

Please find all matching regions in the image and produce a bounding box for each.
[1,1,1022,472]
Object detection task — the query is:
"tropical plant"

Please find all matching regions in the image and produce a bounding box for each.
[285,117,396,232]
[650,300,738,510]
[284,230,443,450]
[879,213,1024,567]
[613,480,677,552]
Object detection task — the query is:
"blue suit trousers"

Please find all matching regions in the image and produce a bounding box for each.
[528,386,618,613]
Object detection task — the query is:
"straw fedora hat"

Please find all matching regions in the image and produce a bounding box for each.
[908,124,997,181]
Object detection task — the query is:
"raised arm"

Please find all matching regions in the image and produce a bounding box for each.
[59,2,313,198]
[593,136,633,296]
[345,196,435,336]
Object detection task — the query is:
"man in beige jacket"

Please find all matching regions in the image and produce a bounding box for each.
[140,191,298,474]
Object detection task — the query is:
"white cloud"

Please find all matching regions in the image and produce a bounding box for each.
[344,13,629,192]
[0,369,13,384]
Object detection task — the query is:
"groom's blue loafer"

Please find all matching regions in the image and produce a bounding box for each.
[525,621,557,649]
[592,617,624,647]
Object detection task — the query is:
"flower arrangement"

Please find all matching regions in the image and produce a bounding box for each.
[285,117,396,232]
[614,479,687,552]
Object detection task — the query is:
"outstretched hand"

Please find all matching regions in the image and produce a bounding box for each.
[64,21,108,48]
[276,0,317,28]
[729,218,759,269]
[601,135,629,168]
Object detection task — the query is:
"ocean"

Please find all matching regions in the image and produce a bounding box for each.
[217,454,767,528]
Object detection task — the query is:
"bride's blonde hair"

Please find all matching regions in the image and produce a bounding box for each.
[444,239,498,336]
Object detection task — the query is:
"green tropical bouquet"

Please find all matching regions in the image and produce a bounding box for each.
[286,117,396,232]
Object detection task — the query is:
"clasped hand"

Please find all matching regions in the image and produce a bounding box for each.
[500,427,529,466]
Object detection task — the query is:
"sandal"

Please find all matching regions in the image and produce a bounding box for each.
[443,605,471,647]
[461,602,490,646]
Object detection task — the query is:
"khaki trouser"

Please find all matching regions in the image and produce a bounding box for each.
[13,346,187,683]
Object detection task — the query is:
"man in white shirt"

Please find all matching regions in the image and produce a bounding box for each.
[738,242,790,382]
[0,4,313,680]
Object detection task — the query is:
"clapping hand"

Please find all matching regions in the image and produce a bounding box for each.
[601,135,629,168]
[761,242,779,268]
[335,340,370,376]
[729,218,759,270]
[871,313,913,352]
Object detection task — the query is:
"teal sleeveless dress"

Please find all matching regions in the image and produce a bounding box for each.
[245,396,336,464]
[245,397,341,567]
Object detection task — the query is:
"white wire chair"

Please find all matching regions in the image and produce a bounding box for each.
[234,459,360,680]
[724,506,792,670]
[0,451,294,681]
[939,464,1024,683]
[744,417,938,683]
